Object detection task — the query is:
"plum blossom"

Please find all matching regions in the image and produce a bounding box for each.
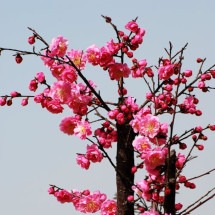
[132,59,147,78]
[67,49,86,69]
[54,190,73,204]
[61,65,77,83]
[41,50,55,67]
[141,209,160,215]
[69,82,94,115]
[76,154,90,169]
[59,116,79,135]
[0,97,6,106]
[99,46,114,67]
[74,120,92,140]
[143,147,168,176]
[180,95,197,113]
[29,79,38,92]
[135,114,160,138]
[49,35,68,57]
[86,45,101,65]
[130,28,145,46]
[21,98,28,106]
[132,179,151,201]
[176,153,186,169]
[132,136,151,153]
[125,20,139,33]
[130,107,151,133]
[101,200,117,215]
[106,39,121,55]
[45,99,64,114]
[86,144,103,163]
[36,72,45,83]
[50,63,66,80]
[48,81,72,104]
[76,191,107,213]
[108,63,131,80]
[124,96,139,112]
[158,64,174,80]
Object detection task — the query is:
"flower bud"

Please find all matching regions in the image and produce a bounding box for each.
[15,54,23,64]
[28,35,35,45]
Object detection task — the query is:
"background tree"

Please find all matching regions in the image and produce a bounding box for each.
[0,0,215,214]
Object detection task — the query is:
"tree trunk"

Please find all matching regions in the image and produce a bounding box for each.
[116,122,135,215]
[164,149,176,215]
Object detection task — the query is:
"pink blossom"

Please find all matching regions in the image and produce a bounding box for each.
[77,191,106,213]
[50,63,66,80]
[94,126,117,149]
[183,69,192,77]
[99,46,113,67]
[34,93,44,103]
[132,136,151,153]
[28,35,35,45]
[76,154,90,169]
[139,114,160,138]
[29,79,38,92]
[180,95,197,113]
[197,81,205,89]
[36,72,45,83]
[106,39,121,55]
[175,203,183,211]
[158,64,174,80]
[67,49,86,69]
[130,28,145,46]
[101,200,117,215]
[130,107,151,133]
[160,123,168,134]
[86,144,103,163]
[108,109,120,119]
[10,91,21,97]
[48,186,55,195]
[59,116,79,135]
[0,97,6,106]
[125,96,139,112]
[132,59,147,78]
[125,20,139,33]
[21,98,28,106]
[49,35,68,57]
[108,63,131,80]
[48,81,72,104]
[61,65,77,83]
[74,120,92,140]
[45,99,64,114]
[143,147,167,176]
[41,50,55,67]
[54,189,73,203]
[133,179,151,201]
[176,153,185,169]
[116,112,125,125]
[141,209,160,215]
[69,82,94,115]
[86,45,101,65]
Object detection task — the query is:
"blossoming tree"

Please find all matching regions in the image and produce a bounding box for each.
[1,16,215,215]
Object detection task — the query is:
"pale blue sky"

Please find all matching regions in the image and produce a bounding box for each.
[0,1,215,214]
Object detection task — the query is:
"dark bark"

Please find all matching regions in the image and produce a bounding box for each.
[164,149,176,215]
[116,122,136,215]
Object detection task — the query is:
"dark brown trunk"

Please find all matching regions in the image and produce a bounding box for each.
[164,149,176,215]
[116,123,135,215]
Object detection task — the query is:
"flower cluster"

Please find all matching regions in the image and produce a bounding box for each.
[2,17,215,215]
[76,144,103,169]
[48,186,117,214]
[108,96,139,124]
[94,121,117,148]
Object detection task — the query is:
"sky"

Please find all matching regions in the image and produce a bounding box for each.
[0,0,215,214]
